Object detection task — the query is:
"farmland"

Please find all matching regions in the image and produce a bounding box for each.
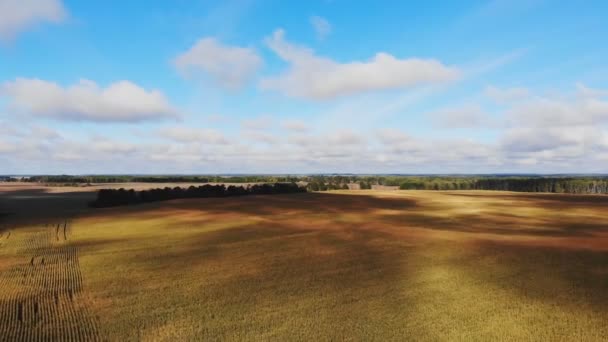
[1,185,608,340]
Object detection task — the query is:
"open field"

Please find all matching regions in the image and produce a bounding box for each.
[0,182,260,225]
[1,185,608,340]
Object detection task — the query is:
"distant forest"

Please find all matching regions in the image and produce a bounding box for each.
[90,183,307,208]
[5,174,608,195]
[11,175,302,184]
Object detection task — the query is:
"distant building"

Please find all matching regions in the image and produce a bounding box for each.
[347,183,361,190]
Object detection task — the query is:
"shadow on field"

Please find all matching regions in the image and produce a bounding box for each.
[467,240,608,311]
[135,192,418,218]
[122,196,413,312]
[76,191,608,339]
[115,192,608,338]
[379,212,608,238]
[94,191,608,240]
[0,188,97,225]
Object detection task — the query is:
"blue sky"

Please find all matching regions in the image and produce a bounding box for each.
[1,0,607,174]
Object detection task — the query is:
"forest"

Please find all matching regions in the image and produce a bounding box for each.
[306,176,608,194]
[89,182,307,207]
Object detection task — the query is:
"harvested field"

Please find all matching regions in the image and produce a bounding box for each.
[1,186,608,340]
[0,221,101,341]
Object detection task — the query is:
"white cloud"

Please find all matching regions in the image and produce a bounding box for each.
[374,128,497,165]
[281,130,369,163]
[281,119,309,132]
[260,29,460,100]
[328,130,364,146]
[92,138,137,154]
[500,127,585,153]
[0,121,23,136]
[376,128,411,145]
[244,130,278,144]
[505,91,608,127]
[0,0,66,40]
[487,84,608,163]
[241,116,272,130]
[576,83,608,98]
[428,104,494,128]
[4,121,608,174]
[159,126,229,145]
[376,129,427,155]
[1,78,177,122]
[310,16,331,40]
[288,130,364,148]
[174,38,262,89]
[0,140,16,153]
[4,81,608,173]
[30,126,62,140]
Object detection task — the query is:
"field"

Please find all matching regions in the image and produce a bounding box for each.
[1,185,608,340]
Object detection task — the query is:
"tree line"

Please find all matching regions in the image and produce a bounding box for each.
[305,175,608,194]
[23,175,301,184]
[89,183,307,208]
[8,174,608,195]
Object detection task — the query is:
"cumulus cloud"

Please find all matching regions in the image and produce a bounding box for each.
[174,38,262,89]
[260,29,460,100]
[375,129,422,154]
[374,128,497,166]
[159,126,229,145]
[504,90,608,127]
[1,78,177,122]
[500,127,584,153]
[0,0,66,40]
[310,16,331,40]
[488,84,608,165]
[4,122,608,174]
[4,82,608,173]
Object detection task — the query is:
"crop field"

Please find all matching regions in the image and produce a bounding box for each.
[1,187,608,340]
[0,221,101,341]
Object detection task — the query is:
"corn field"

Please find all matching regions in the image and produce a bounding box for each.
[0,222,102,341]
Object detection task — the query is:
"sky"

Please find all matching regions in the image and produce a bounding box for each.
[1,0,607,174]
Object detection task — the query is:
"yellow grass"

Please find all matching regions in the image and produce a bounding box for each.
[1,189,608,340]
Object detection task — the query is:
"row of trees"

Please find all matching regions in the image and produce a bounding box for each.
[471,178,608,194]
[89,183,307,208]
[306,182,349,191]
[12,174,608,195]
[24,175,302,184]
[305,176,608,194]
[395,177,608,193]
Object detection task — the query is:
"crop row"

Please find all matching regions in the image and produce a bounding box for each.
[0,221,101,341]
